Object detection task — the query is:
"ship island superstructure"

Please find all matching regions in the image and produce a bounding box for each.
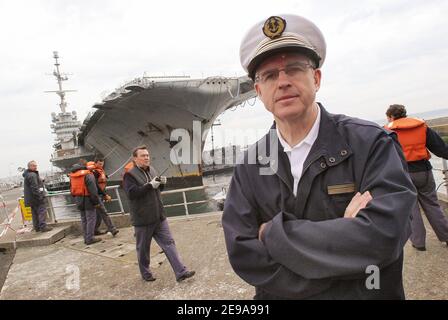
[47,51,94,169]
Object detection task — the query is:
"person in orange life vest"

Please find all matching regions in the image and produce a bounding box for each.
[386,104,448,251]
[87,158,119,237]
[69,160,102,245]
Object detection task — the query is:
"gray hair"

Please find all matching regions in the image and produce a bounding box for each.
[27,160,37,169]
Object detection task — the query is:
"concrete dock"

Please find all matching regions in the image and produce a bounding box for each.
[0,213,253,300]
[1,187,448,300]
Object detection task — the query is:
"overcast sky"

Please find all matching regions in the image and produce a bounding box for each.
[1,0,447,178]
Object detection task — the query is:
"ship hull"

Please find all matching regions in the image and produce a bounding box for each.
[52,76,255,188]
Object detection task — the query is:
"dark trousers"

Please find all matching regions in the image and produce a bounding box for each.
[80,209,97,243]
[410,170,448,247]
[31,203,47,231]
[95,199,116,232]
[134,219,187,280]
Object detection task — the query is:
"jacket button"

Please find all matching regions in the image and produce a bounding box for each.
[320,162,327,169]
[329,157,336,163]
[340,150,348,156]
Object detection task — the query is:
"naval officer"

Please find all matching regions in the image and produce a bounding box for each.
[222,14,417,299]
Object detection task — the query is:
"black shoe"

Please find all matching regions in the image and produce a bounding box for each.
[40,226,53,232]
[94,230,107,236]
[85,237,102,245]
[412,244,426,251]
[177,270,195,282]
[143,275,156,282]
[110,229,119,237]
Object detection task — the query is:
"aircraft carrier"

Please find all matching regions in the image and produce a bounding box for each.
[47,52,256,189]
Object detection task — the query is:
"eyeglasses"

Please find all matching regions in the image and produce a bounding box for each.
[255,61,315,85]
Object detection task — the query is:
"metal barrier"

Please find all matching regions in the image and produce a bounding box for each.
[442,159,448,196]
[0,194,18,237]
[0,195,7,223]
[45,185,125,223]
[43,182,229,223]
[433,158,448,196]
[161,182,228,216]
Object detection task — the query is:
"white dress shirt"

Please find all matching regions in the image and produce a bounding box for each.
[276,105,321,196]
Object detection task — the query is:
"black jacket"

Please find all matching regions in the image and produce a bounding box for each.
[123,165,165,226]
[222,104,417,300]
[23,169,45,207]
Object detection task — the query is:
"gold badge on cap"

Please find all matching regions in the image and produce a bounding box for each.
[263,16,287,39]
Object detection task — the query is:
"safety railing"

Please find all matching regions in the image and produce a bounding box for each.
[41,182,229,223]
[0,194,17,238]
[432,158,448,196]
[45,185,125,223]
[0,195,7,223]
[161,182,228,216]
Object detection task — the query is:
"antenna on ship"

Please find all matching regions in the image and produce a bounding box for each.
[44,51,77,113]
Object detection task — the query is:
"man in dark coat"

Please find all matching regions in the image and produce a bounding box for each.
[70,162,102,245]
[222,14,417,299]
[123,145,195,282]
[23,160,52,232]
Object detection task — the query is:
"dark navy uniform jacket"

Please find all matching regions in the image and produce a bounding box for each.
[222,104,417,299]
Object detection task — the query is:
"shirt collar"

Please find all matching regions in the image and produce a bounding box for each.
[276,104,321,152]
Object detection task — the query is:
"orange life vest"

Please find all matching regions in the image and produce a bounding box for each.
[69,169,93,196]
[124,161,135,173]
[386,117,430,162]
[86,161,107,191]
[95,167,107,191]
[86,161,95,170]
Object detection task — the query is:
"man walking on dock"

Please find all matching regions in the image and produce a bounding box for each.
[123,145,195,282]
[87,158,119,237]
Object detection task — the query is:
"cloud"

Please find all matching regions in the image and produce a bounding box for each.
[1,0,447,177]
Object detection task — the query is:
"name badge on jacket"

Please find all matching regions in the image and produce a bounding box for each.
[327,183,355,195]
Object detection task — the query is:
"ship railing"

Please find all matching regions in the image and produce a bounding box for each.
[161,182,229,216]
[44,185,124,223]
